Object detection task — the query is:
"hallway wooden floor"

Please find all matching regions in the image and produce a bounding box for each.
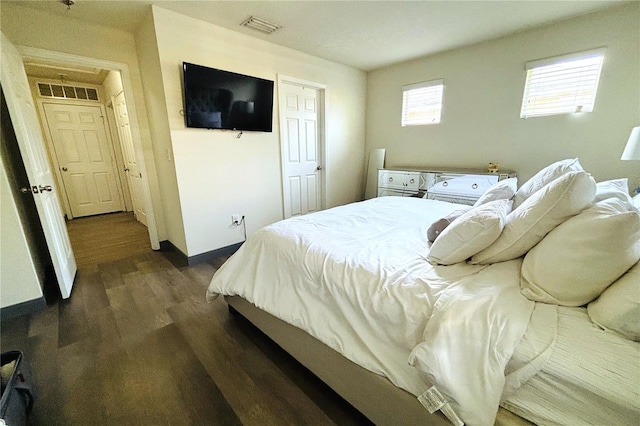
[0,213,370,425]
[66,212,152,268]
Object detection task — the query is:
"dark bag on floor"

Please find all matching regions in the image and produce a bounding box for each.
[0,351,34,425]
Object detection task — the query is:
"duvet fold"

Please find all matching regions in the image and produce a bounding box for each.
[408,259,534,426]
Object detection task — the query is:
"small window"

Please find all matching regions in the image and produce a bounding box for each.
[401,79,444,126]
[63,86,77,99]
[520,48,605,118]
[86,88,99,101]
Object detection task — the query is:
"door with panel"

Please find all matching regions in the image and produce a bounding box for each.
[0,32,77,298]
[43,102,124,218]
[113,90,147,226]
[279,82,323,218]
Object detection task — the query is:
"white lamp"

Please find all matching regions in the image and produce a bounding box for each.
[621,126,640,160]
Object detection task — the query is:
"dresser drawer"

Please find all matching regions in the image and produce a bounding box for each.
[378,170,420,191]
[428,173,499,199]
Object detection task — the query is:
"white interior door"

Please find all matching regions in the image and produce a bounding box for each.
[113,90,147,226]
[279,80,323,218]
[43,102,124,218]
[1,32,77,298]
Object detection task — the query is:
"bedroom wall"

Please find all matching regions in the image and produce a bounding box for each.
[366,3,640,189]
[134,11,188,254]
[0,3,168,239]
[148,6,366,257]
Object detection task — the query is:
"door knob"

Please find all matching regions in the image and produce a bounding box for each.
[124,167,130,172]
[316,165,323,171]
[38,185,53,192]
[61,167,68,172]
[20,187,33,194]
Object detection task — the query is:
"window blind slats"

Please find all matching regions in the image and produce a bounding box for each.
[521,50,604,118]
[402,79,444,126]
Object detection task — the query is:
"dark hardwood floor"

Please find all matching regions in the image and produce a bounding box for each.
[1,212,370,425]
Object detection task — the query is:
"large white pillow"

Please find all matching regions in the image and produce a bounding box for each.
[471,171,595,264]
[587,260,640,341]
[593,178,632,204]
[521,198,640,306]
[513,158,583,208]
[473,178,517,207]
[633,193,640,209]
[428,199,512,265]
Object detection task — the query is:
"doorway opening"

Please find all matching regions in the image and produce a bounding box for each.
[19,51,159,279]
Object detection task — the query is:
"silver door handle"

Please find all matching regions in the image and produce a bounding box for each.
[20,187,32,194]
[124,167,130,172]
[61,167,68,171]
[39,185,53,192]
[316,165,323,171]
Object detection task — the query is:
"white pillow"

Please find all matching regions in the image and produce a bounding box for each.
[587,262,640,342]
[513,158,583,208]
[471,171,595,264]
[587,260,640,341]
[594,178,632,204]
[633,193,640,209]
[473,178,517,207]
[521,198,640,306]
[427,208,470,243]
[428,199,512,265]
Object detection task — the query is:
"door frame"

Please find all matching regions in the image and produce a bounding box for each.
[38,99,126,219]
[277,74,328,217]
[105,95,134,212]
[17,45,160,249]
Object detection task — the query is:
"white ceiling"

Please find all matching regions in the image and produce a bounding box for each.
[8,0,627,72]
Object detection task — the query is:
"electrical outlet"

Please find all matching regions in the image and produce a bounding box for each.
[231,214,241,226]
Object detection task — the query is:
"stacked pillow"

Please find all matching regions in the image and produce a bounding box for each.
[513,158,583,208]
[587,260,640,341]
[470,170,596,264]
[473,177,517,207]
[427,199,512,265]
[425,157,640,340]
[427,177,517,244]
[593,178,633,204]
[520,197,640,306]
[427,208,470,243]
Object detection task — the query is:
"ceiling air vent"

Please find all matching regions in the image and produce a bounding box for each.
[240,16,282,34]
[37,82,99,101]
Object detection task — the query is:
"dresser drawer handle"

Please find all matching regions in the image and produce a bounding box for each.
[442,181,448,187]
[388,177,393,182]
[472,183,478,189]
[409,178,415,184]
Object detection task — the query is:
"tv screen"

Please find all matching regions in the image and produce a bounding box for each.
[182,62,274,132]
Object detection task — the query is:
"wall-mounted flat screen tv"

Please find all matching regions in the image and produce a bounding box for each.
[182,62,274,132]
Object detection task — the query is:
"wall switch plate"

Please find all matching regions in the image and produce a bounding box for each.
[231,214,241,225]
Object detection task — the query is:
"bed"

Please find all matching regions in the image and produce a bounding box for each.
[206,159,640,426]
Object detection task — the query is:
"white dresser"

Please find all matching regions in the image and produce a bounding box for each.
[377,167,516,205]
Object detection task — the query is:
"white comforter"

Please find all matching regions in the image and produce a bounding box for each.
[206,197,534,425]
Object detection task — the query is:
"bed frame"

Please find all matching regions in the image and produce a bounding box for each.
[225,296,531,426]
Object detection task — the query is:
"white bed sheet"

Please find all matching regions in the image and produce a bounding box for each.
[502,305,640,425]
[206,197,535,425]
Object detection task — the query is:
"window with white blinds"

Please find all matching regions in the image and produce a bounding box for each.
[520,48,605,118]
[401,79,444,126]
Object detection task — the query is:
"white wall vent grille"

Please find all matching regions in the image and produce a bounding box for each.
[37,82,99,101]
